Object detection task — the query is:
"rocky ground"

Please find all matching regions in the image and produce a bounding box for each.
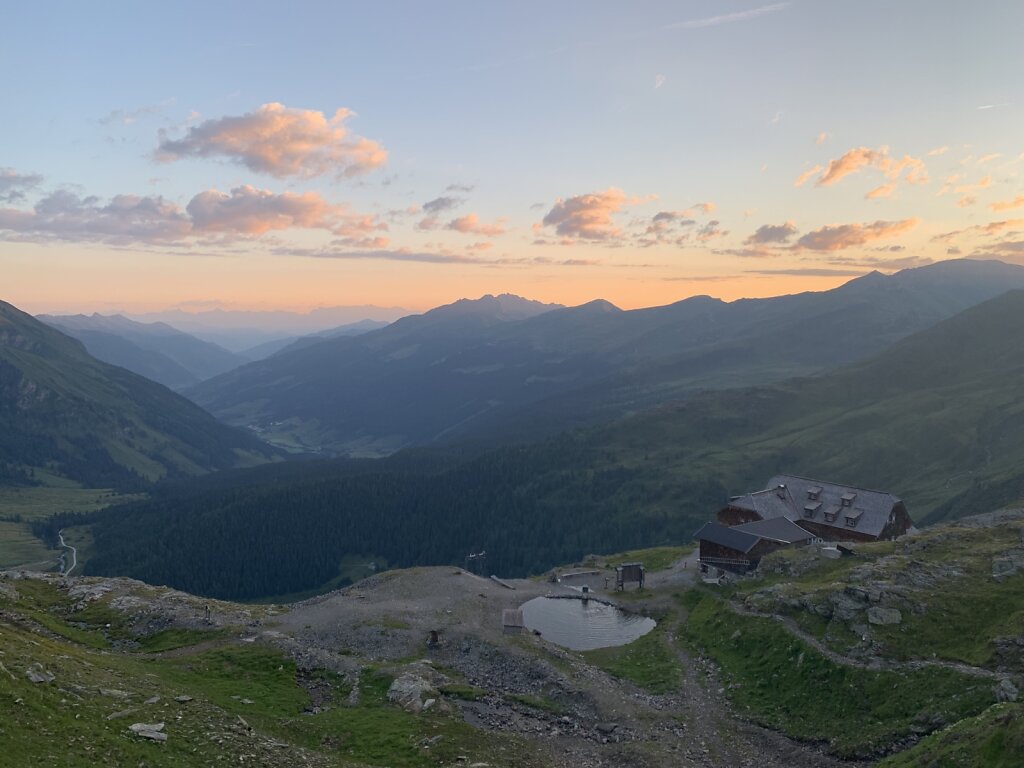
[243,557,855,767]
[0,550,857,767]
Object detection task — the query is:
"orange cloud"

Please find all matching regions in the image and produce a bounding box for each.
[793,218,919,251]
[955,175,992,193]
[155,103,387,179]
[186,185,384,242]
[812,146,928,187]
[866,183,895,199]
[541,188,639,241]
[932,219,1024,242]
[990,195,1024,212]
[0,185,385,246]
[446,213,506,237]
[793,164,823,187]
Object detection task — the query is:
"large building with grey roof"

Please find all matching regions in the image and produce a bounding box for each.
[719,475,913,543]
[696,474,913,573]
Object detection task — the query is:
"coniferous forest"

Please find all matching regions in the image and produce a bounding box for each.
[80,438,727,599]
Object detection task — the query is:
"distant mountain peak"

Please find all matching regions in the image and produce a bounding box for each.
[573,298,622,313]
[430,293,563,322]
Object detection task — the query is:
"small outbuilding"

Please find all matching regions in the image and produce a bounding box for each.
[502,608,524,635]
[615,562,646,590]
[694,518,814,574]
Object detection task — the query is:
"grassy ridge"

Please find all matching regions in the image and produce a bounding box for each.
[679,590,996,758]
[0,577,544,768]
[728,515,1024,670]
[878,703,1024,767]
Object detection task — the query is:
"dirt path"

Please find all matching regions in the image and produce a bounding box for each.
[730,602,1011,681]
[660,629,857,768]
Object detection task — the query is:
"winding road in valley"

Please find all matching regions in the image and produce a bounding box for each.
[58,529,77,577]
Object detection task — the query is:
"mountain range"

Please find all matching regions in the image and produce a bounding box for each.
[81,284,1024,598]
[39,313,248,390]
[0,301,276,488]
[238,318,391,360]
[127,304,411,352]
[186,259,1024,456]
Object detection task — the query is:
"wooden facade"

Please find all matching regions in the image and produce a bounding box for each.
[698,538,786,574]
[793,500,912,543]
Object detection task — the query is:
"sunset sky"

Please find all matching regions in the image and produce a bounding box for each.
[3,1,1023,315]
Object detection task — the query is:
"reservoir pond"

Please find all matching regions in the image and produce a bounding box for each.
[519,596,656,651]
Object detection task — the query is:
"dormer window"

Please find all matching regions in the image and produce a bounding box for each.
[803,501,822,518]
[841,492,857,507]
[844,509,863,527]
[807,486,822,501]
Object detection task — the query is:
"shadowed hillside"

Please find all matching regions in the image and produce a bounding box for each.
[187,260,1024,456]
[0,300,277,489]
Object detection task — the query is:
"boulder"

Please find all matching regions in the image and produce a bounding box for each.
[992,551,1024,580]
[867,607,902,626]
[994,679,1019,703]
[129,722,167,742]
[829,592,866,621]
[387,674,439,713]
[25,664,54,684]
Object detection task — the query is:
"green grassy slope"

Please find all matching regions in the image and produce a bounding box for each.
[563,287,1024,526]
[0,576,542,768]
[0,299,277,489]
[878,703,1024,767]
[680,589,998,759]
[728,513,1024,669]
[675,511,1024,759]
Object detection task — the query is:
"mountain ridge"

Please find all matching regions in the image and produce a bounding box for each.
[40,312,248,390]
[1,300,277,488]
[187,259,1024,456]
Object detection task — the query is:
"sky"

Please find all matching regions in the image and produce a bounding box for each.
[2,0,1023,315]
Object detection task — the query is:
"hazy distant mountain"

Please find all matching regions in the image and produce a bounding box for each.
[40,313,248,390]
[1,301,277,488]
[186,261,1024,457]
[240,319,391,361]
[128,304,411,352]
